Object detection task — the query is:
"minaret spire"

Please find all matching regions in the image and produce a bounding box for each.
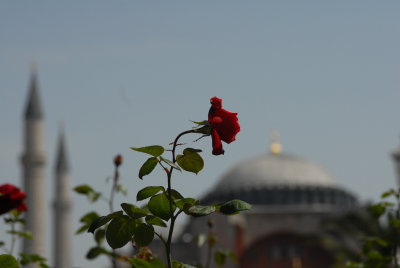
[25,63,43,120]
[55,123,70,174]
[53,125,72,268]
[21,65,47,266]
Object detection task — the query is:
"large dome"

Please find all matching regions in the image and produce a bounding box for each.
[204,151,357,208]
[215,153,335,193]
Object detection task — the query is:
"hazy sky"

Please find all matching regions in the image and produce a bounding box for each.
[1,1,400,267]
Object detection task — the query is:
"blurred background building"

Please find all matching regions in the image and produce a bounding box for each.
[169,140,358,268]
[21,68,72,268]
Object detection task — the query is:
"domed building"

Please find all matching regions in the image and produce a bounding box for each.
[171,141,358,268]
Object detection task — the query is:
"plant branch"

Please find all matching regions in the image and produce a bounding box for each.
[205,241,213,268]
[394,188,400,268]
[158,159,170,175]
[109,167,119,213]
[173,209,184,221]
[155,232,167,246]
[9,220,16,255]
[171,129,198,164]
[109,166,119,268]
[205,220,214,268]
[165,129,198,268]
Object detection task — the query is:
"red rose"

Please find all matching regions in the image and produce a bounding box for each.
[208,97,240,155]
[0,184,27,215]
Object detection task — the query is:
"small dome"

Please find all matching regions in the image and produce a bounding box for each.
[215,153,335,194]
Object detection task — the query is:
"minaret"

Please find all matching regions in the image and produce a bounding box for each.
[53,126,72,268]
[21,65,47,262]
[392,139,400,187]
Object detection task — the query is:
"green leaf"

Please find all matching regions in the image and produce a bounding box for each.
[390,219,400,228]
[174,198,197,210]
[214,250,238,266]
[121,203,148,219]
[226,250,238,264]
[214,251,227,266]
[94,229,106,245]
[366,249,385,260]
[345,261,362,268]
[219,200,251,215]
[74,184,94,194]
[131,145,165,157]
[134,223,154,247]
[381,189,396,198]
[172,261,197,268]
[195,125,211,135]
[0,254,19,268]
[145,215,167,227]
[19,253,47,265]
[139,157,159,180]
[10,210,22,219]
[148,259,166,268]
[106,215,135,249]
[148,193,174,221]
[131,258,166,268]
[186,205,215,217]
[160,156,181,171]
[170,189,184,200]
[191,120,209,126]
[88,211,124,234]
[183,148,202,153]
[86,246,110,259]
[76,225,90,234]
[87,191,101,203]
[76,211,101,234]
[368,202,393,219]
[137,186,165,201]
[116,184,128,196]
[74,185,101,202]
[131,258,152,268]
[7,231,32,240]
[176,148,204,174]
[365,237,389,247]
[369,204,385,218]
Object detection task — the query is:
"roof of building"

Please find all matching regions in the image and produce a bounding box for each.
[202,140,358,208]
[213,152,336,194]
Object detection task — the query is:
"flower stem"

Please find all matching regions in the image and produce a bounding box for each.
[109,166,119,268]
[165,129,198,268]
[109,167,119,213]
[9,220,16,255]
[205,231,213,268]
[394,189,400,268]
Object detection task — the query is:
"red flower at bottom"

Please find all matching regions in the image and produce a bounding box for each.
[208,97,240,155]
[0,184,27,215]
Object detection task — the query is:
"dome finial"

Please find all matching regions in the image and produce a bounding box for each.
[269,130,282,154]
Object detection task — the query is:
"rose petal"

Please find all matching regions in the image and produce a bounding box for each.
[211,128,224,155]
